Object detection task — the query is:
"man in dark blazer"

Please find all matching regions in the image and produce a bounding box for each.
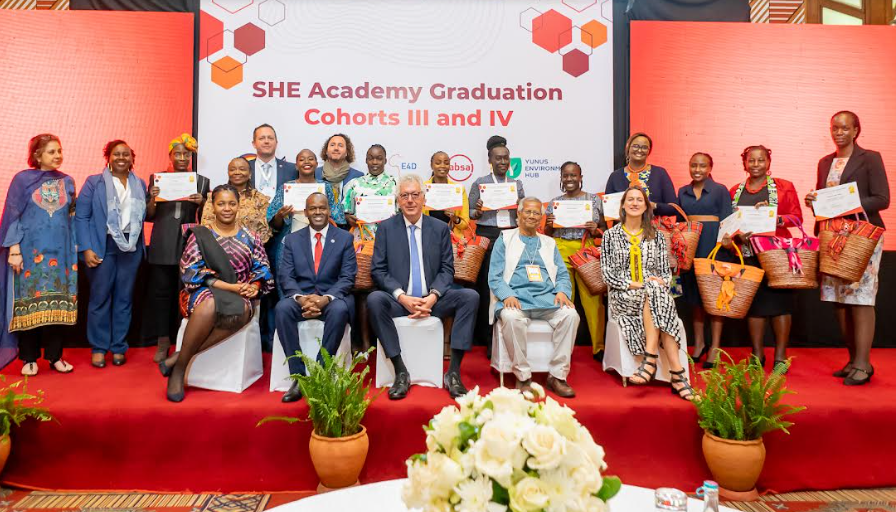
[275,192,357,402]
[248,123,296,200]
[368,174,479,400]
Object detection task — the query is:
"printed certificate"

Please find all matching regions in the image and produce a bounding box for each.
[154,172,197,201]
[479,183,518,210]
[813,182,863,220]
[717,206,778,241]
[355,195,396,223]
[283,182,326,210]
[425,183,464,211]
[601,192,625,220]
[551,200,592,228]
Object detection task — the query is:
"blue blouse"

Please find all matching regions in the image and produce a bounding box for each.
[604,165,679,217]
[677,178,733,258]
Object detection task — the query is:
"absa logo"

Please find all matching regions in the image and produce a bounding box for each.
[448,154,474,182]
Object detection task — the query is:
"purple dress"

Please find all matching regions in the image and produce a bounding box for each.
[179,228,274,317]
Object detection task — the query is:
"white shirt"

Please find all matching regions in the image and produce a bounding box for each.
[110,177,131,233]
[256,157,277,199]
[293,224,334,302]
[394,216,428,299]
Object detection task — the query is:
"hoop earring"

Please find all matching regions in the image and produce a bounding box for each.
[766,170,772,176]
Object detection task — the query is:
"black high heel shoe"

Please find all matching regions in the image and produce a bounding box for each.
[159,361,173,377]
[691,345,708,363]
[670,369,697,401]
[833,360,853,378]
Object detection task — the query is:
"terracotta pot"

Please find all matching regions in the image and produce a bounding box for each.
[702,431,766,492]
[0,434,10,475]
[308,425,369,489]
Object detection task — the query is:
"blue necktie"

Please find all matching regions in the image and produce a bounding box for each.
[409,225,423,297]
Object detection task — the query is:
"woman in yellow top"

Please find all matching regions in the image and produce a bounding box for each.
[424,151,470,235]
[544,161,606,358]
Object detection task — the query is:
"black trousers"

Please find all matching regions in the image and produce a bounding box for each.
[367,288,479,359]
[18,325,65,363]
[141,263,182,341]
[473,225,505,345]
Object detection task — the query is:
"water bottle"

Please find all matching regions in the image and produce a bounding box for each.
[697,480,720,512]
[654,487,687,511]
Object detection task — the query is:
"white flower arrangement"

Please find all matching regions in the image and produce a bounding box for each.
[402,383,621,512]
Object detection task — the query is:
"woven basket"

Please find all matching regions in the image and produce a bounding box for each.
[751,215,820,289]
[453,225,490,283]
[569,231,606,295]
[352,225,376,291]
[654,203,703,272]
[818,215,884,283]
[694,243,764,319]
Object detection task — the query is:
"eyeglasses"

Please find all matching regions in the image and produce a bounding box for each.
[399,192,423,201]
[631,144,650,152]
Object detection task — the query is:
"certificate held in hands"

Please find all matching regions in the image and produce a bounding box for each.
[355,195,396,223]
[716,206,778,242]
[813,182,863,220]
[479,183,518,210]
[425,183,464,211]
[283,182,326,209]
[154,172,197,201]
[551,200,592,228]
[601,192,625,220]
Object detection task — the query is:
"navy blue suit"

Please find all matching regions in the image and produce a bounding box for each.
[248,157,296,193]
[74,174,147,355]
[275,225,357,375]
[368,214,479,359]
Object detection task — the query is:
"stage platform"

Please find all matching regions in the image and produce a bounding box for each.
[1,346,893,493]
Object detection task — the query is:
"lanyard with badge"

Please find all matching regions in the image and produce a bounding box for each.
[521,234,544,282]
[492,173,513,228]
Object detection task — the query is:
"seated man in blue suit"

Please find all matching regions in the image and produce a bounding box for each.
[368,174,479,400]
[275,192,357,402]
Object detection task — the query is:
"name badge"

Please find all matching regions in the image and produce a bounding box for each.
[496,209,512,228]
[525,265,543,282]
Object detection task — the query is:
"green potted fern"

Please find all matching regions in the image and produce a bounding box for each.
[694,352,804,497]
[259,346,378,491]
[0,376,54,474]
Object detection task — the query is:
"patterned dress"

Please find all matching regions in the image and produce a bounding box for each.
[342,172,398,239]
[201,188,271,243]
[1,170,78,331]
[600,224,682,355]
[179,228,274,317]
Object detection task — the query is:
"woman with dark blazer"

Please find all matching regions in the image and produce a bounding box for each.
[604,133,679,217]
[75,140,147,368]
[142,134,210,363]
[806,111,889,386]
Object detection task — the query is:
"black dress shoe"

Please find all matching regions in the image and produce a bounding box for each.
[592,349,604,363]
[388,372,411,400]
[112,354,126,366]
[443,371,468,399]
[282,381,303,403]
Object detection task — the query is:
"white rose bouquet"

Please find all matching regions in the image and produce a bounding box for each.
[402,384,621,512]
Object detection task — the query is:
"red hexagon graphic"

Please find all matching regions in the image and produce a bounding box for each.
[234,22,265,56]
[531,9,572,53]
[562,49,589,77]
[199,10,224,60]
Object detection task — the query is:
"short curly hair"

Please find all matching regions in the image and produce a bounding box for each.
[320,133,355,164]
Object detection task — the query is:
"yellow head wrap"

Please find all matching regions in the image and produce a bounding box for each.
[169,133,198,153]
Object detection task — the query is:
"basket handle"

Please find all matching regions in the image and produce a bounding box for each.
[781,214,811,242]
[579,228,604,250]
[669,202,689,222]
[707,242,745,276]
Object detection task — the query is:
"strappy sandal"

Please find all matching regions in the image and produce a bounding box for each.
[21,361,38,376]
[630,352,658,385]
[843,366,873,386]
[670,369,697,401]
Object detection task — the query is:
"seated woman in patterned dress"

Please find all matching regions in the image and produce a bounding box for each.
[160,184,274,402]
[600,187,695,401]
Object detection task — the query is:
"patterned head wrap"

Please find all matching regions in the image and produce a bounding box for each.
[169,133,198,153]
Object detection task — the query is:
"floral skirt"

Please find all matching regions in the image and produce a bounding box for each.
[820,236,883,306]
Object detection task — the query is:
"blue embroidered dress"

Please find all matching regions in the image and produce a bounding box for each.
[0,170,79,338]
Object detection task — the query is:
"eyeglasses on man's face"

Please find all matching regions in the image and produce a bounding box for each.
[399,191,423,201]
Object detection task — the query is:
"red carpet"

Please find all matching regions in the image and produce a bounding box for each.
[1,346,894,493]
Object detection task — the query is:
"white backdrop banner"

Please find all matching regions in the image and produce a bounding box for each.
[197,0,614,200]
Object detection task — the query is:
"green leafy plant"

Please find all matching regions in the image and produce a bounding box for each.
[0,376,54,437]
[694,351,805,441]
[258,345,379,438]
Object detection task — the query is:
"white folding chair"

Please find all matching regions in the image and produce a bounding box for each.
[270,321,352,392]
[375,316,444,388]
[174,307,263,393]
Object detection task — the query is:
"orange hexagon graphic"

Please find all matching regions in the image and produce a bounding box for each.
[211,56,243,89]
[581,19,607,48]
[532,9,572,53]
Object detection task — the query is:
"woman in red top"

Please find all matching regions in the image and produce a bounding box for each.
[723,145,802,372]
